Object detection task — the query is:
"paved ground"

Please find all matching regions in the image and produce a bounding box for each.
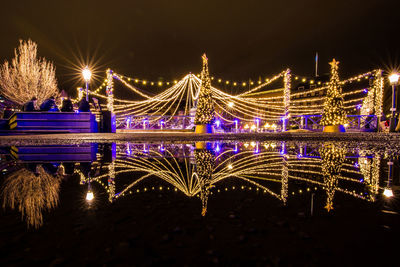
[0,131,400,146]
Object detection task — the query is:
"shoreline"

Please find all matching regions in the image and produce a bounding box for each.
[0,131,399,146]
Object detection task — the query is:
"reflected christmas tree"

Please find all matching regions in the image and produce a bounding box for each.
[319,142,346,212]
[194,144,215,216]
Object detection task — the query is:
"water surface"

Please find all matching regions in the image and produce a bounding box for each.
[0,141,399,265]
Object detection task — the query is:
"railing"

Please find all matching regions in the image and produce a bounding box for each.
[116,115,195,130]
[290,115,378,131]
[116,114,378,132]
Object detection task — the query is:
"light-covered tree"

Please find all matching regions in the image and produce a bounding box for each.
[0,39,59,106]
[194,54,215,125]
[320,59,347,128]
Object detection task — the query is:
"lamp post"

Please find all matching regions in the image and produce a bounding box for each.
[82,66,92,101]
[389,73,399,132]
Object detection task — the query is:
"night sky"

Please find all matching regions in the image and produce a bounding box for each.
[0,0,399,96]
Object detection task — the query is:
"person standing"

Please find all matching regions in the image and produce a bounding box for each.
[61,98,74,112]
[78,97,90,112]
[40,96,58,111]
[23,97,38,111]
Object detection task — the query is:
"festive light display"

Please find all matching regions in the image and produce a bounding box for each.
[106,69,114,113]
[320,59,347,127]
[194,148,215,216]
[194,54,215,125]
[78,141,382,217]
[78,56,383,129]
[319,142,346,212]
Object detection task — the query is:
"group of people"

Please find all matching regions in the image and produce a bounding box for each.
[22,96,92,113]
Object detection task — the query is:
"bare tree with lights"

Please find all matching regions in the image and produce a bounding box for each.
[320,59,347,132]
[194,54,215,133]
[0,39,59,107]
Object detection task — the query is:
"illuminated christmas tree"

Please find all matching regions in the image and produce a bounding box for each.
[321,59,347,130]
[194,54,215,127]
[319,142,346,212]
[194,148,215,216]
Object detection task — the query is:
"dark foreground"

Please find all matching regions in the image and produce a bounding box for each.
[0,176,399,266]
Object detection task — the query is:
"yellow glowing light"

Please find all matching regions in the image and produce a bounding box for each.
[258,81,262,84]
[174,80,178,84]
[151,82,154,85]
[264,143,270,149]
[218,79,222,83]
[142,81,147,85]
[302,78,306,82]
[250,81,254,85]
[82,66,92,82]
[244,143,249,148]
[242,82,246,86]
[250,125,256,131]
[86,191,94,201]
[228,102,234,108]
[250,141,256,147]
[264,123,270,128]
[226,81,229,84]
[389,73,399,85]
[244,124,249,129]
[228,164,233,170]
[233,82,237,86]
[295,76,299,80]
[310,80,314,84]
[135,79,139,83]
[271,124,277,129]
[344,123,349,128]
[383,188,393,198]
[158,82,162,86]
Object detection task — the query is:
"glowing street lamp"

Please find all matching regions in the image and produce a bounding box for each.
[86,190,94,201]
[82,66,92,101]
[389,73,399,132]
[383,188,393,198]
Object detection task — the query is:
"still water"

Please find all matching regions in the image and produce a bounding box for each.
[0,141,399,265]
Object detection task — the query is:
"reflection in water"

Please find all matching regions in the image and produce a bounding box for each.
[1,141,398,228]
[319,143,346,212]
[194,145,215,216]
[1,165,63,228]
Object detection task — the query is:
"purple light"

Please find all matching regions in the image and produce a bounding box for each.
[363,89,368,93]
[234,143,238,153]
[215,119,221,128]
[354,162,359,168]
[356,104,362,110]
[215,144,221,153]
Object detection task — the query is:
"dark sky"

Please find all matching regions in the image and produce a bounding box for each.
[0,0,399,95]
